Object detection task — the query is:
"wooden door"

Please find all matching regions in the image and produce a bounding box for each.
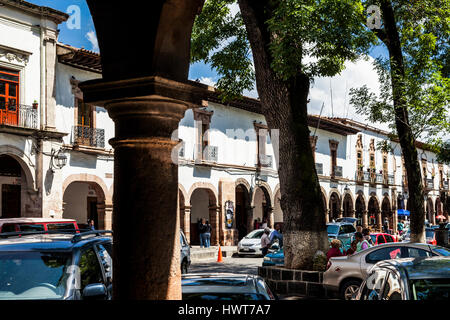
[0,68,19,126]
[1,184,21,218]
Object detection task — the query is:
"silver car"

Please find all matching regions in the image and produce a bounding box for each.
[323,242,450,300]
[237,229,276,256]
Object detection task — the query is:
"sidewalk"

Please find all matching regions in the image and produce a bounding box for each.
[190,245,237,262]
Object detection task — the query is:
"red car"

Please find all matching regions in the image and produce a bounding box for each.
[370,233,397,245]
[0,218,79,234]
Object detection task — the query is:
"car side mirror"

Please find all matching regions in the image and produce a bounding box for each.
[82,283,107,300]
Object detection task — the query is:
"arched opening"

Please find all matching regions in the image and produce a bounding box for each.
[273,188,283,226]
[343,193,353,217]
[368,196,380,229]
[189,188,217,245]
[235,184,250,240]
[253,186,272,227]
[63,181,106,230]
[435,197,442,215]
[0,155,22,218]
[329,192,341,222]
[179,189,187,236]
[381,196,392,230]
[355,194,365,227]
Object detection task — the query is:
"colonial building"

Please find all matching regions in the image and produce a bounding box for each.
[0,0,448,246]
[0,1,114,229]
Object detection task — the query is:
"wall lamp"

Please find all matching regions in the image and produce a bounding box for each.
[50,148,68,172]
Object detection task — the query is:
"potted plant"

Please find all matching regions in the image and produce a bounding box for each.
[32,100,38,109]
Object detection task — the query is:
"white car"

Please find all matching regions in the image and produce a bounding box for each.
[237,229,274,256]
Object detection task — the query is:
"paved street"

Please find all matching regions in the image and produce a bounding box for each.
[189,255,263,275]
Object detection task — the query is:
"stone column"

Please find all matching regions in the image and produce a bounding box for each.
[268,207,275,228]
[248,206,255,231]
[376,210,382,231]
[104,203,113,231]
[96,202,106,230]
[338,209,343,219]
[362,210,368,228]
[350,210,356,218]
[209,205,220,246]
[182,206,191,242]
[392,210,398,235]
[325,209,330,224]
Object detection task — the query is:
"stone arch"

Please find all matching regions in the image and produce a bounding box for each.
[178,184,189,208]
[188,183,219,245]
[342,192,354,217]
[235,181,252,239]
[321,187,328,213]
[62,174,111,230]
[355,191,366,227]
[0,145,36,192]
[426,197,434,224]
[273,185,283,226]
[435,197,443,215]
[328,189,342,222]
[250,181,273,208]
[368,193,381,229]
[381,194,392,230]
[235,178,251,194]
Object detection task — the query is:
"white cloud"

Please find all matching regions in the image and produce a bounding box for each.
[86,30,99,52]
[198,77,216,87]
[307,56,389,130]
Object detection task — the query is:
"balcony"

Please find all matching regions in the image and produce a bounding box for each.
[72,125,105,148]
[259,154,273,168]
[376,173,383,184]
[315,163,323,175]
[426,178,434,190]
[444,180,449,190]
[332,166,343,178]
[388,174,395,185]
[363,171,371,182]
[195,144,218,163]
[0,104,38,129]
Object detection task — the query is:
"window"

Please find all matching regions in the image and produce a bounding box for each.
[385,235,394,243]
[1,224,17,233]
[377,235,386,244]
[79,248,104,292]
[411,278,450,300]
[0,67,19,111]
[407,248,432,258]
[19,224,44,232]
[77,99,93,128]
[340,225,356,234]
[47,223,76,231]
[95,243,113,284]
[366,247,404,264]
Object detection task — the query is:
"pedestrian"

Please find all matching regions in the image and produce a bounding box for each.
[327,239,343,260]
[88,219,95,231]
[269,223,283,248]
[397,220,404,236]
[362,228,374,246]
[355,232,371,252]
[260,227,271,256]
[383,218,389,234]
[346,240,358,255]
[262,217,268,229]
[204,220,212,248]
[253,219,260,230]
[198,218,206,248]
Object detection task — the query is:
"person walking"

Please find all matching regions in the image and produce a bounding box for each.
[260,227,271,256]
[198,218,206,248]
[362,228,374,246]
[383,218,389,234]
[355,232,371,252]
[204,220,212,248]
[327,239,343,260]
[88,219,95,231]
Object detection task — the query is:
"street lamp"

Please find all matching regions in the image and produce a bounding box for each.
[50,148,68,171]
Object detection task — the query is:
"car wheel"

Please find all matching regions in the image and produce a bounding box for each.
[340,280,361,300]
[181,260,189,274]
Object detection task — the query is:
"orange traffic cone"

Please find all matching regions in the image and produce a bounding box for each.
[217,246,223,262]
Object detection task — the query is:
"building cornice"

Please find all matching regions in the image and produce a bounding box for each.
[0,0,69,25]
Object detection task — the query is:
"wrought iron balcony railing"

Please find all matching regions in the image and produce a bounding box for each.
[0,104,38,129]
[259,154,273,168]
[332,165,343,178]
[388,174,395,185]
[315,163,323,175]
[72,125,105,148]
[444,180,449,190]
[427,178,434,190]
[195,144,218,163]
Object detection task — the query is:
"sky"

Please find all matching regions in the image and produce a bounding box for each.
[28,0,390,130]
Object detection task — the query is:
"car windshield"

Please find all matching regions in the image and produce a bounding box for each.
[182,292,268,300]
[370,235,376,243]
[245,230,264,239]
[411,278,450,300]
[327,225,339,235]
[0,251,72,300]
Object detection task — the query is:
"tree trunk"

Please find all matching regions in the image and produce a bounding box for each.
[239,0,329,269]
[380,0,425,242]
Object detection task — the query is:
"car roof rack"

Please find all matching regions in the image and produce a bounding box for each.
[0,230,113,243]
[71,230,113,243]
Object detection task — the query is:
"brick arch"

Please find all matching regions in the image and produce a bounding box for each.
[0,145,36,192]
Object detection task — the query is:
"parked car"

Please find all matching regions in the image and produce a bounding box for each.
[323,242,449,300]
[181,273,277,300]
[354,256,450,300]
[262,248,284,267]
[370,233,397,246]
[0,230,113,300]
[402,228,437,245]
[327,222,356,251]
[0,218,79,234]
[335,217,358,225]
[180,230,191,274]
[237,229,276,256]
